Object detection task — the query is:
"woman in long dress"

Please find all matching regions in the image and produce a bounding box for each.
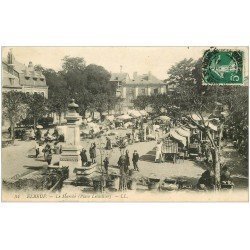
[89,143,96,163]
[155,141,163,163]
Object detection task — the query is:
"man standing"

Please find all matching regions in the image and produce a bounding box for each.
[132,150,139,171]
[80,149,88,166]
[103,156,109,174]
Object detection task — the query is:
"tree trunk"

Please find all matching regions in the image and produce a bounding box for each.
[33,117,37,130]
[10,123,15,141]
[99,112,103,122]
[58,113,62,126]
[213,148,221,190]
[207,130,221,190]
[82,109,86,119]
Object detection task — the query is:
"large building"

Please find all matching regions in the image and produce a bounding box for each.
[2,49,48,98]
[110,71,167,108]
[109,71,130,97]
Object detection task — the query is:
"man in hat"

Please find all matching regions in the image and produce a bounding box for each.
[132,150,140,171]
[80,149,88,166]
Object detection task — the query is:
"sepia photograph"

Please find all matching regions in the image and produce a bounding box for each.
[1,46,249,202]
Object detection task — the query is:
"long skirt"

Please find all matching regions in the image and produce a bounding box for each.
[155,150,162,162]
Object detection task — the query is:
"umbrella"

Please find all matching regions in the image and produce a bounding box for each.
[36,125,43,129]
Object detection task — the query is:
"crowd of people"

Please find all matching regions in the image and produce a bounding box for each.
[33,127,62,166]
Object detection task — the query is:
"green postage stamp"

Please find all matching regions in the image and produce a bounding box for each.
[202,48,244,85]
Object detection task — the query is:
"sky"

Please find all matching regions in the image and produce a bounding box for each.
[2,47,248,80]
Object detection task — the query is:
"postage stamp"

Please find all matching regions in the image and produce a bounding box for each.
[202,48,243,85]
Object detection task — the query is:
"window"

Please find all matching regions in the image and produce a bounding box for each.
[141,88,146,95]
[9,78,14,85]
[128,89,134,95]
[154,88,158,94]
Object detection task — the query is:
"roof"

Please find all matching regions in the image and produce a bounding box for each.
[2,57,47,88]
[127,72,164,85]
[164,130,187,146]
[110,73,129,82]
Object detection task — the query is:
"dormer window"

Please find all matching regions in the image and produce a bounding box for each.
[9,78,14,85]
[25,76,30,80]
[33,77,37,81]
[40,78,44,81]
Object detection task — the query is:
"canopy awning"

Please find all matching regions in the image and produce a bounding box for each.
[187,123,197,129]
[116,114,133,120]
[127,109,142,118]
[190,114,202,121]
[157,115,171,122]
[175,127,191,138]
[170,130,186,146]
[105,115,115,121]
[205,121,218,131]
[139,110,148,116]
[164,130,186,146]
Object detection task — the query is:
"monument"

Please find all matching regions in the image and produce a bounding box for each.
[59,99,82,177]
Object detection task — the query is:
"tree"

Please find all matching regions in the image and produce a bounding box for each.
[166,55,248,190]
[48,86,70,125]
[166,58,196,88]
[35,65,70,124]
[84,64,114,118]
[134,55,247,190]
[25,93,48,128]
[2,91,28,140]
[133,95,150,110]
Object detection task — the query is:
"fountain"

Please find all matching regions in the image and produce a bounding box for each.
[59,99,82,178]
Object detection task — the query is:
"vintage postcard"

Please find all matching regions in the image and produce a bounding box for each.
[1,46,249,202]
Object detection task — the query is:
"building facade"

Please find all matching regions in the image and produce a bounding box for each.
[110,72,130,97]
[118,71,167,108]
[2,50,48,98]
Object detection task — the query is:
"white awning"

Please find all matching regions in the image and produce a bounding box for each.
[190,114,202,121]
[175,127,191,138]
[170,130,186,146]
[163,130,187,146]
[157,115,171,122]
[105,115,115,121]
[127,109,142,118]
[205,121,218,131]
[139,110,148,116]
[116,114,133,120]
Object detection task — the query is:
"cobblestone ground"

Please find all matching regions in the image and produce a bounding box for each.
[1,131,248,188]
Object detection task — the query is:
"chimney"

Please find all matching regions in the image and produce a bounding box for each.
[7,49,15,65]
[133,72,138,80]
[120,65,123,73]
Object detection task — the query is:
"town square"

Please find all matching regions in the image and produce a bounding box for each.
[1,47,248,201]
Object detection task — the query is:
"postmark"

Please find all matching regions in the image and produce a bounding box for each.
[202,48,243,85]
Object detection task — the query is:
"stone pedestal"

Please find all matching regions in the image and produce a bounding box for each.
[59,146,81,178]
[59,99,82,178]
